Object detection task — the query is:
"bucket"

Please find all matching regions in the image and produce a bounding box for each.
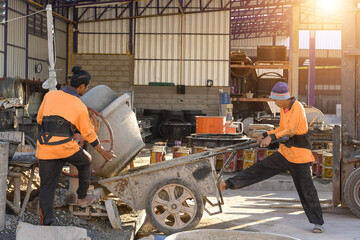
[223,153,237,173]
[196,116,225,134]
[150,148,166,164]
[85,93,145,178]
[0,141,9,231]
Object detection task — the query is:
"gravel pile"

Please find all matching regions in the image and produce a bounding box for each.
[1,187,136,240]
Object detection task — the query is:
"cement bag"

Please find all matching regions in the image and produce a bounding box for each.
[16,222,89,240]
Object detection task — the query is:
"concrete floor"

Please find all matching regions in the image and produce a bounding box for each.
[199,185,359,240]
[134,145,360,240]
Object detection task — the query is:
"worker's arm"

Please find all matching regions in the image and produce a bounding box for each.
[76,106,115,161]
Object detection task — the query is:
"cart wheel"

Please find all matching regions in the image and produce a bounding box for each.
[146,178,204,235]
[344,168,360,218]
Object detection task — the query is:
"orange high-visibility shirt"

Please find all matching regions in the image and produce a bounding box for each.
[36,90,98,160]
[267,99,314,164]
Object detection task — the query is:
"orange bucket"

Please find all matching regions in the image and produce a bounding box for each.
[225,122,237,134]
[196,116,225,134]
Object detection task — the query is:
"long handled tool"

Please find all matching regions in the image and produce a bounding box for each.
[217,137,289,184]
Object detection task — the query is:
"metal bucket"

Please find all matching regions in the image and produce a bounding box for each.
[88,94,145,178]
[0,141,9,231]
[165,229,300,240]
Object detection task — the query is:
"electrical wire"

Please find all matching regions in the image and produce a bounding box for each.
[1,9,46,24]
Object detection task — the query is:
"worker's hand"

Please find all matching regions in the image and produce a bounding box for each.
[219,179,227,192]
[73,133,85,147]
[94,144,116,161]
[257,135,264,144]
[102,150,116,162]
[260,135,272,147]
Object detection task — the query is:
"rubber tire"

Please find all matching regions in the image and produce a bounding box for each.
[344,168,360,218]
[146,178,204,235]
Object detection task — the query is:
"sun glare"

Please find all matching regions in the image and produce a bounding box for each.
[316,0,338,13]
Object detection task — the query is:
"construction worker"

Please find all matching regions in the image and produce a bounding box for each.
[220,82,324,233]
[36,66,115,225]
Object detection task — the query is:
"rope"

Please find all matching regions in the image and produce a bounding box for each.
[1,9,46,24]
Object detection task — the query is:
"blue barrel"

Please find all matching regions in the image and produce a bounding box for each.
[221,92,230,104]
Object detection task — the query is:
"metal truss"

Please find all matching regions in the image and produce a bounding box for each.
[25,0,342,40]
[230,0,298,40]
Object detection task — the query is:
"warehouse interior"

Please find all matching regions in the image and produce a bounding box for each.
[1,0,359,239]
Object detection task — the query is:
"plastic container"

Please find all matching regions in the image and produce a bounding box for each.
[221,92,230,104]
[196,116,226,134]
[86,94,145,178]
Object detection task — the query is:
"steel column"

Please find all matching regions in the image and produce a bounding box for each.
[289,3,299,97]
[308,30,315,106]
[4,0,7,77]
[340,0,357,206]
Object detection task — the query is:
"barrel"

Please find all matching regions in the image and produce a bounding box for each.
[0,141,9,231]
[196,116,226,134]
[85,93,145,178]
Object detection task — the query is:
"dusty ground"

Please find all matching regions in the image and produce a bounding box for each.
[2,143,359,240]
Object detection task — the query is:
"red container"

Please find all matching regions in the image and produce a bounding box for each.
[196,116,226,134]
[237,150,244,160]
[237,159,244,171]
[224,153,237,173]
[257,149,267,162]
[150,149,165,164]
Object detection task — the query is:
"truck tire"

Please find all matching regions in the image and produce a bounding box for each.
[344,168,360,218]
[146,178,204,235]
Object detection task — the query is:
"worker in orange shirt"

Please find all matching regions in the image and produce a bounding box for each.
[36,66,115,225]
[220,82,324,233]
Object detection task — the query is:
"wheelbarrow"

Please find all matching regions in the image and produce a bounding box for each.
[98,137,288,234]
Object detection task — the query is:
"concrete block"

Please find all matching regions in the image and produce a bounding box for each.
[122,82,131,89]
[101,60,112,65]
[111,71,124,76]
[88,71,100,76]
[16,222,88,240]
[102,71,113,76]
[111,82,123,88]
[105,76,118,82]
[76,54,94,60]
[88,60,100,65]
[106,65,120,71]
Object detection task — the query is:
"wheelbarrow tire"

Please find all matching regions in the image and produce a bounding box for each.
[146,178,204,235]
[344,168,360,218]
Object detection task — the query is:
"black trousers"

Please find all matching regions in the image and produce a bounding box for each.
[226,151,324,225]
[39,148,91,225]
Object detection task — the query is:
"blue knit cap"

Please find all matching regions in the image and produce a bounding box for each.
[270,82,290,100]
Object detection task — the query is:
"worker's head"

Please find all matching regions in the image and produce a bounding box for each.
[70,66,91,96]
[270,82,291,108]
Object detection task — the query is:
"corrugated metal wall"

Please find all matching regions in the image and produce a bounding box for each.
[2,0,68,83]
[77,8,129,54]
[135,10,230,86]
[231,30,341,58]
[7,0,27,79]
